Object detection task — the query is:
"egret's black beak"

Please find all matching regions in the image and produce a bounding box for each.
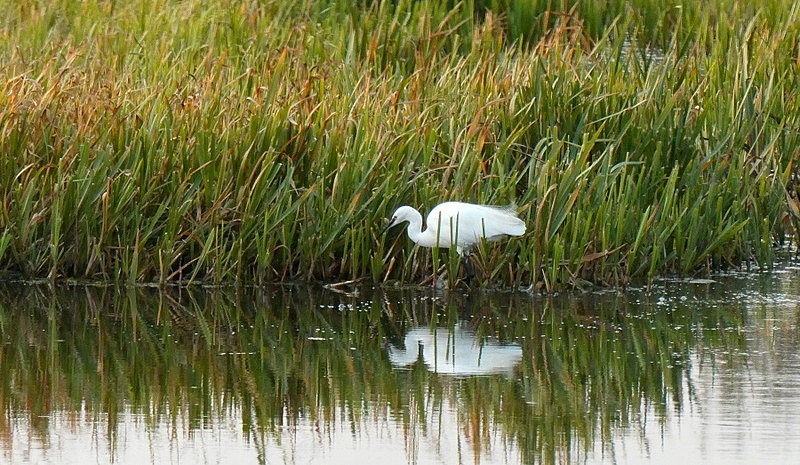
[381,216,397,235]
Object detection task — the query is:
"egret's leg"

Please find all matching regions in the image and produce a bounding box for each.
[463,254,475,282]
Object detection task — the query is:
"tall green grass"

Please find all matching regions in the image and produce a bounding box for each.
[0,0,798,288]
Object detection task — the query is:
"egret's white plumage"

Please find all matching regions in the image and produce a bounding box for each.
[384,201,525,255]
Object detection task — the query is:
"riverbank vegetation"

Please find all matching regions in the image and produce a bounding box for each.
[0,0,798,289]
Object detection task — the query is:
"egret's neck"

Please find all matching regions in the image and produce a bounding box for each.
[404,209,424,242]
[405,210,437,248]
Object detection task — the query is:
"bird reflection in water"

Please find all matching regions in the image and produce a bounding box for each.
[387,324,523,376]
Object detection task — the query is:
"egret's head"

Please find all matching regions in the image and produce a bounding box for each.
[382,206,416,233]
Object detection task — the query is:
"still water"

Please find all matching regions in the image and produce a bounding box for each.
[0,269,798,464]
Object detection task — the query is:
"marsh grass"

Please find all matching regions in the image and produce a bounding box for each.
[0,0,798,288]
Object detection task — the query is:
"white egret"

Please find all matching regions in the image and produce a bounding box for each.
[382,201,526,255]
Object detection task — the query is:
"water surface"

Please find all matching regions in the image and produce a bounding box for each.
[0,269,798,464]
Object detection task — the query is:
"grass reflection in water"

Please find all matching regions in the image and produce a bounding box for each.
[0,284,747,464]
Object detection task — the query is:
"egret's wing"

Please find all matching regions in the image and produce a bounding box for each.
[425,202,526,248]
[462,204,526,239]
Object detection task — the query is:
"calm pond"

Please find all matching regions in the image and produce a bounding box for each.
[1,268,799,464]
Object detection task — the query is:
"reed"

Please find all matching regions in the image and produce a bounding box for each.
[0,0,797,288]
